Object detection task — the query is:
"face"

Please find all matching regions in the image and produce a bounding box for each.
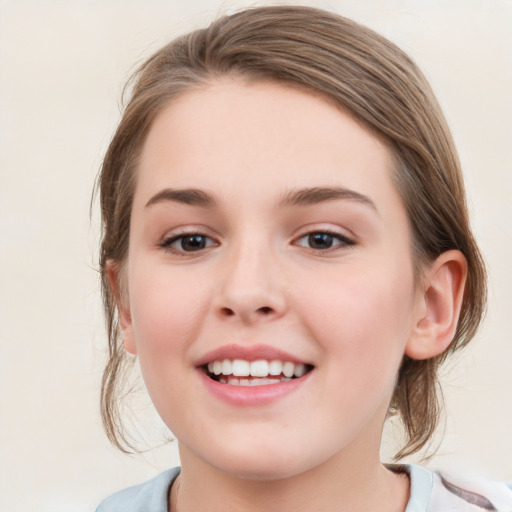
[118,79,424,480]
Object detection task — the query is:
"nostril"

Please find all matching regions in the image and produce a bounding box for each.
[218,305,276,319]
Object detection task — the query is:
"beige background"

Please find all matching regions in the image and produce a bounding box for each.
[1,1,511,510]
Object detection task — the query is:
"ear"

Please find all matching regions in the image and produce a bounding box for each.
[106,260,137,355]
[405,250,467,360]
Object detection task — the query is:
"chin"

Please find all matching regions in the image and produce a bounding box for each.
[216,458,304,482]
[201,437,321,482]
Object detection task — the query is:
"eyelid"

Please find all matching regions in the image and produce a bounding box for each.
[291,227,356,252]
[159,224,217,240]
[158,226,220,255]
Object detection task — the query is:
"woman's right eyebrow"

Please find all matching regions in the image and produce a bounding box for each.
[145,188,217,208]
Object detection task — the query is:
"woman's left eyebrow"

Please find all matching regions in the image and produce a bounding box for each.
[279,186,378,213]
[145,188,217,208]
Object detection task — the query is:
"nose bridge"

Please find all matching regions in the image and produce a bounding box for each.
[216,229,285,322]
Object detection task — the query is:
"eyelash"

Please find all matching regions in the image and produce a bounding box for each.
[159,232,218,254]
[294,230,355,252]
[159,229,355,255]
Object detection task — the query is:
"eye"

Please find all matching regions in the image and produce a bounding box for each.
[295,231,354,251]
[160,233,217,254]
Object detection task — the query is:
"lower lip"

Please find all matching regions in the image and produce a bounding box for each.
[197,370,312,406]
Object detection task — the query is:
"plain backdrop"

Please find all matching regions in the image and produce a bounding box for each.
[1,1,511,510]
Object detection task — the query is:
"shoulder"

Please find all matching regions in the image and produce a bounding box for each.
[95,467,180,512]
[404,464,512,512]
[430,469,512,512]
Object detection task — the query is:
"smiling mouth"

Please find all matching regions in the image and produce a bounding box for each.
[204,359,314,386]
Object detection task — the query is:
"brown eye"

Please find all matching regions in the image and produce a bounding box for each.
[161,233,216,253]
[308,233,335,249]
[180,235,208,251]
[295,231,354,251]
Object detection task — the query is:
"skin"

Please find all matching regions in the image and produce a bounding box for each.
[110,78,467,512]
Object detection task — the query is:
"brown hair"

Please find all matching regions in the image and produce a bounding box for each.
[97,5,486,458]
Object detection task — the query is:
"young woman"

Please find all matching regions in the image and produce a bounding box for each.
[95,6,511,511]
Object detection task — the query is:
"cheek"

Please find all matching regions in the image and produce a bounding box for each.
[128,264,210,359]
[293,262,415,375]
[126,267,214,417]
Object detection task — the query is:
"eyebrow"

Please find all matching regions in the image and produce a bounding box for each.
[145,188,217,208]
[279,186,377,211]
[144,185,377,212]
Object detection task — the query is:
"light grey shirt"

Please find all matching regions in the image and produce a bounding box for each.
[96,464,512,511]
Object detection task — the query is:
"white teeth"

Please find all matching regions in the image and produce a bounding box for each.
[294,363,306,377]
[250,360,269,377]
[221,359,232,375]
[232,359,250,377]
[226,377,283,386]
[259,378,281,385]
[268,360,283,375]
[207,358,311,382]
[282,361,295,378]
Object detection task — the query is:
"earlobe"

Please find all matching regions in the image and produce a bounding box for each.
[106,260,137,355]
[405,250,467,360]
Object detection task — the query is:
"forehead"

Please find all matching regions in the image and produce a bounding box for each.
[134,78,400,214]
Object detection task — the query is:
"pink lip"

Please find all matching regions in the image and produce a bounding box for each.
[195,344,310,366]
[197,368,313,407]
[195,344,313,407]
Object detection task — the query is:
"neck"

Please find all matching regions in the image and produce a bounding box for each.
[171,445,409,512]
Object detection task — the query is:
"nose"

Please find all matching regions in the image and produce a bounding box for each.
[214,240,287,325]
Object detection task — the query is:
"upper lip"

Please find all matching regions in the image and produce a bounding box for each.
[195,344,311,367]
